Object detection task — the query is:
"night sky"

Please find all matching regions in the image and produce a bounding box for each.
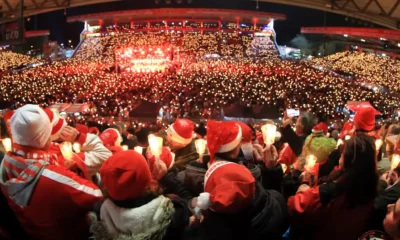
[23,0,383,46]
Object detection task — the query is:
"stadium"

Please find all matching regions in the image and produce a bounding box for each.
[0,1,400,239]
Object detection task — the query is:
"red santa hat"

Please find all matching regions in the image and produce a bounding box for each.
[237,122,252,143]
[196,161,255,214]
[100,150,151,201]
[312,122,329,136]
[167,118,195,145]
[99,128,122,148]
[11,105,52,149]
[206,120,242,163]
[354,107,375,132]
[340,122,354,139]
[75,124,89,135]
[42,109,67,140]
[89,127,100,135]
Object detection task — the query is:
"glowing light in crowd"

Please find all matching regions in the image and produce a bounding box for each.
[60,142,73,160]
[122,145,129,151]
[2,138,12,152]
[134,146,143,154]
[148,134,163,156]
[261,123,277,146]
[305,154,317,172]
[72,143,81,153]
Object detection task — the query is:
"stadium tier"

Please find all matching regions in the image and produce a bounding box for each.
[69,8,284,67]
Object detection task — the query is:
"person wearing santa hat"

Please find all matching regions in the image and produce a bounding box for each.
[190,160,288,239]
[354,106,377,135]
[90,150,189,240]
[288,133,378,240]
[166,119,199,174]
[176,121,261,196]
[99,128,124,154]
[0,104,103,240]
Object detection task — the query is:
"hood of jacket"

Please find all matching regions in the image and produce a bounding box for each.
[90,195,175,240]
[250,182,288,239]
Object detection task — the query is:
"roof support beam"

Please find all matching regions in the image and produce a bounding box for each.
[389,0,400,16]
[362,0,373,13]
[2,0,14,11]
[373,0,387,16]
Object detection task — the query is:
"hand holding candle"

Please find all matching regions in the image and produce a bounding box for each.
[60,142,73,160]
[305,154,317,172]
[375,139,383,151]
[148,134,163,156]
[261,123,277,147]
[2,138,12,152]
[195,139,207,162]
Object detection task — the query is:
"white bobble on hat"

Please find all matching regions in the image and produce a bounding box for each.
[196,192,211,210]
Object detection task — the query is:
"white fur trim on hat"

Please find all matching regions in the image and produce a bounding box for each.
[204,161,235,187]
[218,125,242,153]
[196,192,211,210]
[168,124,192,145]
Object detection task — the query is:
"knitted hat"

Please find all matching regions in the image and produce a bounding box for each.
[89,127,100,135]
[99,128,122,148]
[11,104,52,149]
[304,133,336,163]
[340,122,354,139]
[100,150,151,201]
[197,161,255,214]
[206,120,242,163]
[42,109,67,140]
[75,124,89,134]
[167,119,194,145]
[237,122,252,143]
[354,107,376,132]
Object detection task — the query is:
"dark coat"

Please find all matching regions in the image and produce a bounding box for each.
[170,140,199,175]
[280,125,308,157]
[195,182,288,240]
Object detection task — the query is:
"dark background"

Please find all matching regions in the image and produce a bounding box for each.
[23,0,383,46]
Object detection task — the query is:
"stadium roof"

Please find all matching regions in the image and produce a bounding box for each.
[301,27,400,54]
[257,0,400,29]
[0,0,117,22]
[67,8,286,25]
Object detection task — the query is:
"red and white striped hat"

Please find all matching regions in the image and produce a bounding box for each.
[167,119,195,145]
[43,108,67,140]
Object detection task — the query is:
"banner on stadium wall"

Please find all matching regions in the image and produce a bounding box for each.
[0,21,24,45]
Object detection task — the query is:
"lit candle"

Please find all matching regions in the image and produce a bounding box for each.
[134,146,143,154]
[261,123,277,146]
[60,142,73,160]
[337,139,344,148]
[148,134,163,156]
[345,135,351,141]
[72,143,81,153]
[195,139,207,155]
[2,138,12,152]
[375,139,383,151]
[281,163,287,174]
[122,145,129,151]
[391,154,400,170]
[305,154,317,172]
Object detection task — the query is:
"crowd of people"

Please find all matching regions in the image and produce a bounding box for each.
[0,104,400,240]
[0,51,42,72]
[309,51,400,92]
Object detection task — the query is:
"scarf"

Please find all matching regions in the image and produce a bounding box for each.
[0,143,54,206]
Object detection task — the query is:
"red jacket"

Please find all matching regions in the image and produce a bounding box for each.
[0,160,102,240]
[288,182,373,240]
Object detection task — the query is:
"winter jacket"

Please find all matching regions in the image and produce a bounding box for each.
[90,194,189,240]
[259,163,284,193]
[288,182,374,240]
[195,182,288,240]
[159,171,194,201]
[169,140,199,175]
[0,150,103,240]
[49,133,112,179]
[178,160,262,196]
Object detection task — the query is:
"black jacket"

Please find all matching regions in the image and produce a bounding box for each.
[170,140,199,175]
[159,171,194,201]
[195,182,288,240]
